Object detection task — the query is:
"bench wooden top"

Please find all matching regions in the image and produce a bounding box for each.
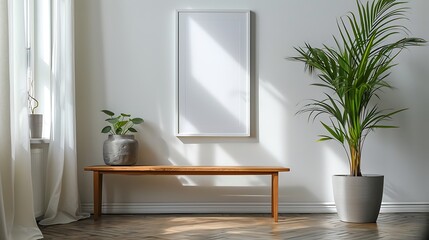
[84,165,290,175]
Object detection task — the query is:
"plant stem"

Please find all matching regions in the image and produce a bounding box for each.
[28,93,39,114]
[350,145,362,176]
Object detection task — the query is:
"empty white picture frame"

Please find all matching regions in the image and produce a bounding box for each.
[176,10,250,137]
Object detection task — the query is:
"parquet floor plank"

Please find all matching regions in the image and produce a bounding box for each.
[39,213,429,239]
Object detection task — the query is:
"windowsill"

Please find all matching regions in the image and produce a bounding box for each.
[30,138,50,145]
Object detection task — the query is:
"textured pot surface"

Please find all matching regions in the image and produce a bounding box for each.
[333,175,384,223]
[29,114,43,138]
[103,135,138,166]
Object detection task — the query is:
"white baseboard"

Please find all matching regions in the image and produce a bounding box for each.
[379,202,429,213]
[81,202,429,214]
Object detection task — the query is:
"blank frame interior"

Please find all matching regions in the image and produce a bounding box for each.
[176,10,250,137]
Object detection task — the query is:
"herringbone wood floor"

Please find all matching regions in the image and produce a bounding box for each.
[39,213,429,240]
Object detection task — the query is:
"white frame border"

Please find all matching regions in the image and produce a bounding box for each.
[175,10,251,137]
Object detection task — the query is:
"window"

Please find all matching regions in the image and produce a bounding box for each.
[25,0,37,115]
[25,0,51,140]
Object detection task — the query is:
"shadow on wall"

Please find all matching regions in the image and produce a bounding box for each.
[75,0,110,200]
[103,177,318,205]
[135,121,171,166]
[361,51,429,202]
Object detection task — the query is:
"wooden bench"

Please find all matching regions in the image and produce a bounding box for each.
[84,165,290,222]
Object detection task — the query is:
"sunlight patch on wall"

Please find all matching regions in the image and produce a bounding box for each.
[211,145,266,187]
[166,144,269,187]
[322,146,348,199]
[167,157,198,186]
[258,81,289,165]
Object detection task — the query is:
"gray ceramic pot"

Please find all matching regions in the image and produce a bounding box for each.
[333,174,384,223]
[29,114,43,138]
[103,135,138,166]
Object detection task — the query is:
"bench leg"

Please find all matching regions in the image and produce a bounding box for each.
[93,171,103,220]
[271,173,279,222]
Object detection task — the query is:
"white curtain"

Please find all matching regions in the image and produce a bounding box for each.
[38,0,89,225]
[0,0,43,239]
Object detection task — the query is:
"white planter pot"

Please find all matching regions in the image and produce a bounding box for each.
[29,114,43,138]
[333,175,384,223]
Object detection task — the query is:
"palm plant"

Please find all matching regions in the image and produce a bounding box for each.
[290,0,425,176]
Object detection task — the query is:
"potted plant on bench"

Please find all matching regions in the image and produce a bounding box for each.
[290,0,425,222]
[101,110,144,165]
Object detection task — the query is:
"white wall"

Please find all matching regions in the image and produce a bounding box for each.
[74,0,429,213]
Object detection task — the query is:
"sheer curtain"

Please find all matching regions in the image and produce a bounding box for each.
[0,0,43,239]
[38,0,89,225]
[0,0,87,235]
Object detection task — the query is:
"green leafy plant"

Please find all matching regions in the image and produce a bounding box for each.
[101,110,144,135]
[290,0,425,176]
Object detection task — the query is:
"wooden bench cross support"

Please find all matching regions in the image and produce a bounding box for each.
[84,166,290,222]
